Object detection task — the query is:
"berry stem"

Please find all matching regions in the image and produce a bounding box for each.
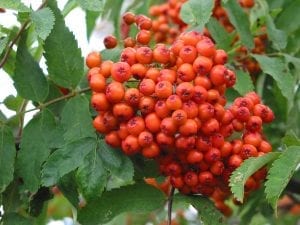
[167,186,175,225]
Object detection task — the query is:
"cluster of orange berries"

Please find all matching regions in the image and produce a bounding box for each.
[86,1,274,216]
[87,32,274,216]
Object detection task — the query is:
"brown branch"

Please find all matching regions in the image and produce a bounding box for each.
[167,187,175,225]
[7,87,91,123]
[0,20,30,68]
[0,0,48,69]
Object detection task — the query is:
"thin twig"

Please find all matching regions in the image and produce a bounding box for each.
[0,21,30,68]
[167,187,175,225]
[6,87,91,123]
[0,0,48,68]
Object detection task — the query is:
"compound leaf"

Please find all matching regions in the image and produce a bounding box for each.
[265,146,300,214]
[230,152,280,202]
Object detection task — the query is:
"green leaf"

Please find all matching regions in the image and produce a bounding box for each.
[76,149,108,200]
[175,194,226,225]
[86,10,99,40]
[267,0,286,9]
[1,213,32,225]
[41,137,97,187]
[17,11,30,23]
[180,0,214,30]
[61,95,96,142]
[2,179,22,213]
[98,140,123,170]
[0,125,16,192]
[30,7,55,40]
[99,140,133,181]
[57,172,80,207]
[223,0,254,49]
[77,182,166,225]
[106,155,134,190]
[265,146,300,213]
[276,0,300,33]
[0,36,9,55]
[206,17,235,51]
[252,55,295,106]
[282,133,300,147]
[14,33,49,102]
[266,15,287,50]
[0,0,30,12]
[3,95,23,111]
[233,70,254,96]
[230,152,280,202]
[44,0,84,89]
[76,0,104,11]
[16,110,57,193]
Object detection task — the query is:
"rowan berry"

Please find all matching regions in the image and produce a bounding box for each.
[91,93,110,111]
[106,81,125,103]
[136,47,153,64]
[104,35,117,49]
[123,12,136,25]
[193,56,213,75]
[122,135,140,155]
[142,143,160,158]
[86,51,101,68]
[184,171,198,187]
[179,45,197,63]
